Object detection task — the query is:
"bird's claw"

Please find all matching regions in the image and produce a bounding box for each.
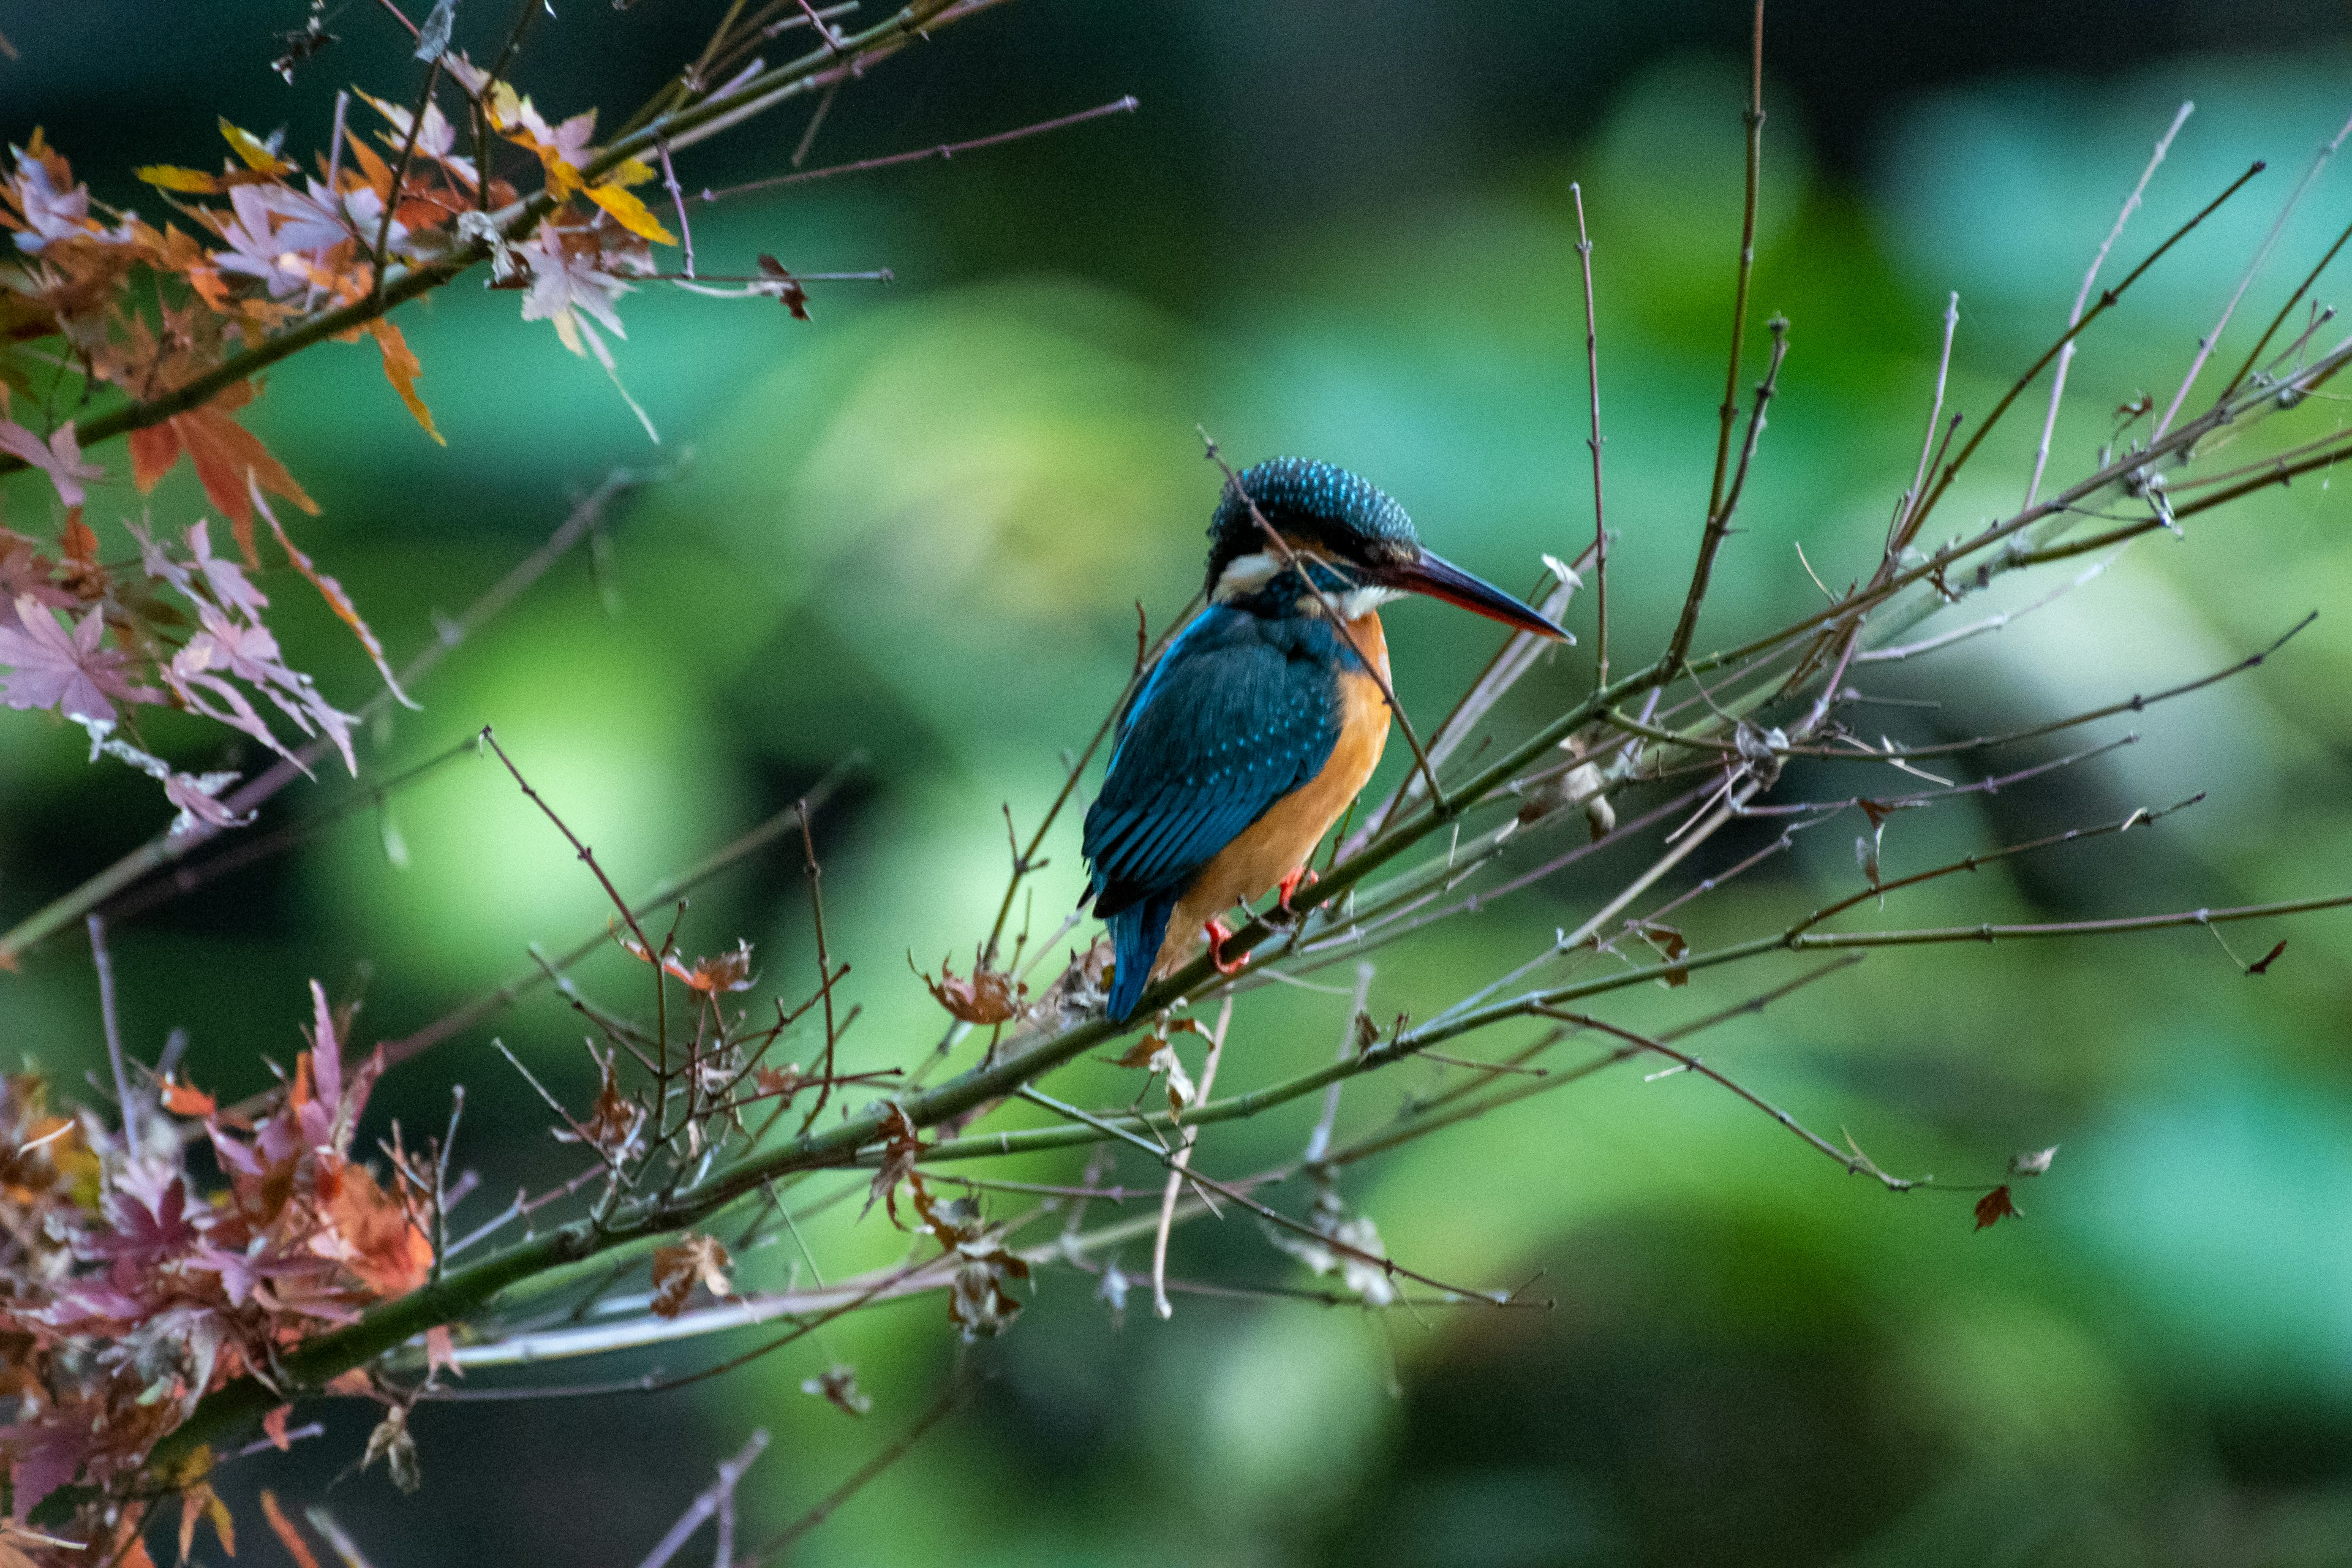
[1276,867,1320,914]
[1204,918,1250,976]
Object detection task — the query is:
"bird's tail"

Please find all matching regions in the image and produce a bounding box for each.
[1104,891,1179,1023]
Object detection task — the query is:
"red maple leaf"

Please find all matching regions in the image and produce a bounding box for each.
[124,380,316,564]
[1973,1184,2019,1231]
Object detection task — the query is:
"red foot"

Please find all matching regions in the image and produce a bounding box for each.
[1276,867,1321,914]
[1205,918,1250,976]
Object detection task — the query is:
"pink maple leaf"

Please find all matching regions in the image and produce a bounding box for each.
[0,416,102,507]
[0,594,158,722]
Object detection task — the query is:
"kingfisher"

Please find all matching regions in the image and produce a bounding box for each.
[1083,457,1570,1022]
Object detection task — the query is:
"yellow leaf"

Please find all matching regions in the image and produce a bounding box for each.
[585,180,677,246]
[486,81,524,131]
[366,318,445,445]
[218,118,295,175]
[135,164,223,194]
[607,156,657,187]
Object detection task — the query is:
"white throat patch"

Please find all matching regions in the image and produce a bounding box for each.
[1213,552,1400,620]
[1211,551,1283,601]
[1315,585,1403,621]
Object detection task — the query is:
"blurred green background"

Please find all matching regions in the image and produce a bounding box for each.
[7,2,2352,1563]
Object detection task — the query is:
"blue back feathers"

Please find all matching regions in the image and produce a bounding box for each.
[1083,607,1355,1019]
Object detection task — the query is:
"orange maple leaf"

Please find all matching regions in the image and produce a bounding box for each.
[322,1161,434,1298]
[125,380,317,564]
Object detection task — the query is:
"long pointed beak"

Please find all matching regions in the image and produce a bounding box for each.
[1383,549,1573,641]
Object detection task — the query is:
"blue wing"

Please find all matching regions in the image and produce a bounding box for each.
[1083,607,1344,1018]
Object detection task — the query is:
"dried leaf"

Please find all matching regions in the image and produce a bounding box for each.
[799,1364,872,1417]
[934,1202,1029,1341]
[1856,834,1881,889]
[753,1063,804,1102]
[650,1233,734,1318]
[423,1325,460,1381]
[364,318,445,445]
[1973,1184,2019,1231]
[756,255,811,321]
[558,1057,644,1160]
[1633,921,1689,986]
[919,956,1023,1024]
[360,1405,421,1494]
[2247,939,2287,976]
[688,939,755,993]
[261,1404,293,1452]
[861,1104,926,1226]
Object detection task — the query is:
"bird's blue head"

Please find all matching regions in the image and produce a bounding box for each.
[1205,457,1569,639]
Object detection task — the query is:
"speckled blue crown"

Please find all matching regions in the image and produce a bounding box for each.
[1205,457,1418,592]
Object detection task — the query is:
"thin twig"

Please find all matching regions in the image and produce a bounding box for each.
[1703,0,1768,527]
[1891,292,1959,557]
[2028,100,2192,506]
[697,96,1138,203]
[654,142,695,278]
[747,1379,970,1563]
[86,914,135,1150]
[636,1428,769,1568]
[1151,994,1232,1319]
[2156,107,2352,438]
[1572,182,1608,692]
[372,57,444,295]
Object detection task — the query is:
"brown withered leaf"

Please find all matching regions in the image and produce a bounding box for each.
[861,1104,928,1227]
[361,1404,422,1494]
[1973,1184,2019,1231]
[557,1057,644,1160]
[800,1363,873,1417]
[756,254,812,320]
[650,1233,735,1318]
[919,954,1024,1024]
[754,1063,804,1103]
[1632,921,1689,986]
[2246,939,2288,976]
[623,935,759,993]
[688,938,757,993]
[929,1196,1029,1340]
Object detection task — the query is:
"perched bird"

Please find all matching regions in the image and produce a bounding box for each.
[1082,457,1569,1022]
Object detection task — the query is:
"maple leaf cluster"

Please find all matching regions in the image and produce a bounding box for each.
[0,982,431,1550]
[0,59,690,823]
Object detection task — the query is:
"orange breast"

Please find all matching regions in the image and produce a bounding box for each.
[1153,612,1392,976]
